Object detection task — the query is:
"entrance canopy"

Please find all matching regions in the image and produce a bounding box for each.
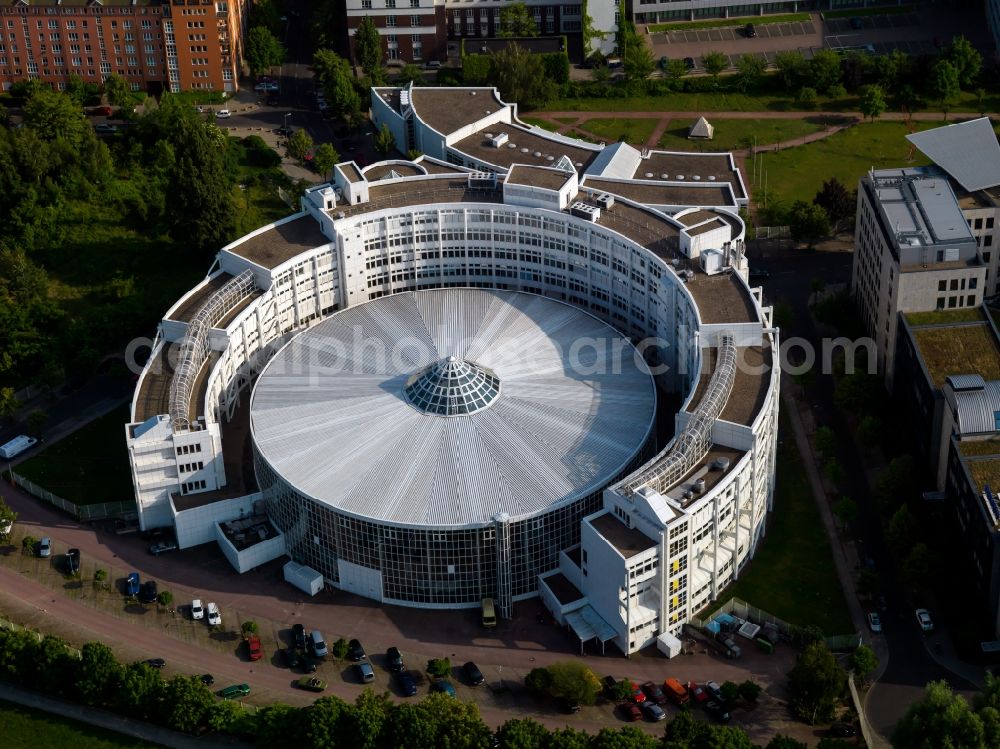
[566,605,617,654]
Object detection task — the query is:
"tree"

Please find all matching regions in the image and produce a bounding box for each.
[702,51,728,85]
[373,123,396,157]
[157,590,173,607]
[893,680,984,749]
[947,36,982,89]
[286,128,314,164]
[159,675,214,733]
[22,535,36,554]
[396,63,425,86]
[33,635,76,695]
[857,415,880,447]
[302,696,351,747]
[245,26,286,79]
[547,727,592,749]
[736,53,766,93]
[720,680,741,704]
[23,90,89,147]
[901,543,932,588]
[497,2,538,37]
[611,678,636,702]
[833,497,859,527]
[241,620,259,635]
[114,662,164,719]
[850,644,879,682]
[0,388,20,420]
[767,737,807,749]
[497,718,549,749]
[591,726,658,749]
[313,143,340,180]
[859,84,887,123]
[102,74,132,108]
[356,17,384,84]
[26,408,47,437]
[463,54,492,85]
[347,690,391,749]
[813,176,855,228]
[76,642,123,707]
[788,200,830,247]
[774,50,807,91]
[332,637,349,659]
[426,657,451,678]
[93,568,108,589]
[931,60,961,119]
[887,505,918,557]
[382,703,439,748]
[663,58,689,89]
[814,426,837,457]
[739,679,762,703]
[809,50,843,95]
[796,86,818,110]
[0,497,16,544]
[314,49,363,123]
[525,667,553,697]
[547,661,601,706]
[490,44,556,110]
[787,640,846,724]
[621,25,655,81]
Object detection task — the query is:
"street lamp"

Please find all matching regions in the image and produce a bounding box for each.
[284,112,292,132]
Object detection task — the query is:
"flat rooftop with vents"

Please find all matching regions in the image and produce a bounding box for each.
[588,512,658,559]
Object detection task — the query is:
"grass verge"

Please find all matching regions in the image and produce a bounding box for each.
[577,118,658,145]
[519,116,561,132]
[656,117,828,152]
[0,700,157,749]
[16,405,133,507]
[648,13,810,32]
[717,413,854,634]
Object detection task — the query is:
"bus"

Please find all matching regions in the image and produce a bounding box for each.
[481,598,497,628]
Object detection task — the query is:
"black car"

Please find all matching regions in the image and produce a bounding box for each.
[266,94,279,106]
[138,580,158,604]
[275,125,294,137]
[386,646,404,672]
[684,57,696,70]
[282,648,302,670]
[559,698,581,714]
[348,638,366,661]
[641,681,667,705]
[748,267,771,281]
[704,700,731,723]
[602,675,619,699]
[300,655,318,674]
[200,674,215,686]
[65,548,81,575]
[705,681,726,704]
[395,670,418,696]
[830,723,858,738]
[292,623,306,650]
[744,23,756,37]
[463,661,485,686]
[145,658,166,669]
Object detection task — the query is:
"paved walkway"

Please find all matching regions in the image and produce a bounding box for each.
[0,682,246,748]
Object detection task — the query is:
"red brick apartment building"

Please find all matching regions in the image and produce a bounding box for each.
[0,0,251,95]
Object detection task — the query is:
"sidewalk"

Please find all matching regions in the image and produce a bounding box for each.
[0,682,248,749]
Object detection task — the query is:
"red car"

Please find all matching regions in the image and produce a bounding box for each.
[92,105,113,117]
[630,681,645,703]
[619,702,642,721]
[246,634,263,661]
[686,680,709,704]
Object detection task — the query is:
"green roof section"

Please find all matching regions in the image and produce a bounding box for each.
[910,322,1000,389]
[905,308,984,326]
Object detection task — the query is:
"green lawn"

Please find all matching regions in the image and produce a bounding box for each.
[519,116,561,132]
[752,120,935,210]
[716,414,854,635]
[648,12,810,32]
[578,118,658,146]
[655,117,828,152]
[0,700,157,749]
[17,405,134,506]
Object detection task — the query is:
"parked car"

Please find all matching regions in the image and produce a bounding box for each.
[38,537,51,558]
[297,676,327,692]
[218,683,250,700]
[559,697,581,714]
[355,662,375,683]
[830,722,858,738]
[684,57,696,69]
[602,675,619,699]
[125,572,141,597]
[300,654,318,674]
[386,646,404,671]
[275,125,294,137]
[641,681,667,705]
[705,700,731,723]
[215,109,232,118]
[705,681,726,704]
[744,22,756,37]
[246,634,263,661]
[292,623,306,650]
[92,105,113,116]
[138,581,158,604]
[463,661,485,686]
[432,679,456,697]
[148,539,178,556]
[915,608,934,632]
[94,123,118,134]
[396,670,418,696]
[145,658,166,669]
[641,700,666,721]
[868,611,882,633]
[266,94,279,106]
[424,60,442,69]
[748,267,771,281]
[630,681,645,703]
[206,602,221,626]
[686,681,708,704]
[200,674,215,686]
[281,648,301,669]
[619,702,642,721]
[310,630,328,658]
[65,548,80,575]
[191,599,204,620]
[348,638,366,661]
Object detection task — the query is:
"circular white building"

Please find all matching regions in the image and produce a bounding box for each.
[251,289,656,605]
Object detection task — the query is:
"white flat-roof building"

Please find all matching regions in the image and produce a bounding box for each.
[126,86,779,655]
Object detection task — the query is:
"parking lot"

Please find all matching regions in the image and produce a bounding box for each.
[654,19,816,46]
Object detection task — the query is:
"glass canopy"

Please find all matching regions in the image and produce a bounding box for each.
[404,356,501,416]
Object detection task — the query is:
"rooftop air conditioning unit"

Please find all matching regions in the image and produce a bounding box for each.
[569,201,601,222]
[595,192,615,210]
[701,248,724,276]
[713,457,731,471]
[468,171,496,189]
[489,132,509,148]
[694,478,707,494]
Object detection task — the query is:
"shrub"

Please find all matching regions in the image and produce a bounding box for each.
[241,620,258,635]
[332,637,349,659]
[525,667,553,697]
[22,535,36,554]
[426,657,451,678]
[739,679,762,703]
[157,590,173,607]
[721,680,741,704]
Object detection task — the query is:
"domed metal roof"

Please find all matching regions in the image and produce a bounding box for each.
[404,356,500,416]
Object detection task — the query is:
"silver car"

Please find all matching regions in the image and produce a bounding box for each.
[38,537,51,558]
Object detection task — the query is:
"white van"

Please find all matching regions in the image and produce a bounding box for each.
[0,435,37,459]
[310,630,328,657]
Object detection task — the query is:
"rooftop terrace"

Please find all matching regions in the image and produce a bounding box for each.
[589,512,657,559]
[911,321,1000,389]
[228,215,331,270]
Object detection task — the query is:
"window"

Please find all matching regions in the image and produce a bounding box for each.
[950,279,959,291]
[936,297,945,310]
[976,218,984,230]
[971,278,979,289]
[411,15,420,25]
[968,295,976,306]
[948,296,957,308]
[386,0,396,7]
[386,15,397,26]
[938,280,947,291]
[987,236,994,247]
[987,217,995,230]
